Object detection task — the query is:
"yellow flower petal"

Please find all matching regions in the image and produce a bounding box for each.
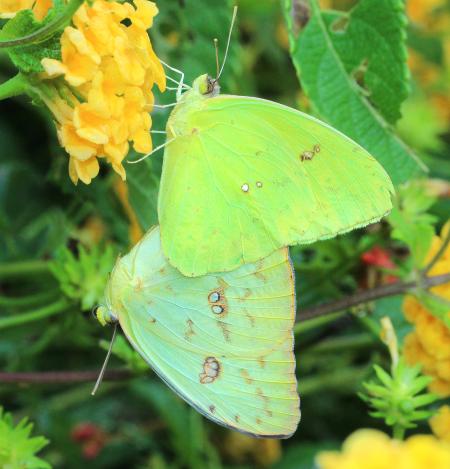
[41,58,67,78]
[316,429,450,469]
[69,155,100,185]
[59,124,98,161]
[403,222,450,398]
[430,405,450,443]
[41,0,165,184]
[0,0,33,18]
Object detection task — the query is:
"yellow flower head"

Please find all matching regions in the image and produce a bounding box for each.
[316,429,450,469]
[40,0,165,184]
[430,405,450,443]
[0,0,51,19]
[403,222,450,397]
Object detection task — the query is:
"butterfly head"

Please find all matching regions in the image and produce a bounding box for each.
[192,74,220,97]
[93,305,118,326]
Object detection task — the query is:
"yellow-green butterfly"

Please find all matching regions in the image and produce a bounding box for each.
[157,74,394,277]
[96,226,300,438]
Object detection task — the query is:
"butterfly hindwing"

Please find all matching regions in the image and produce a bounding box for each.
[107,226,300,438]
[159,95,394,277]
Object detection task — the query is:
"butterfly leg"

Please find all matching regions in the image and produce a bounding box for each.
[160,60,187,101]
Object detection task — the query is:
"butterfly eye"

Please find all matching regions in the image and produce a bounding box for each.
[92,306,99,319]
[206,76,216,94]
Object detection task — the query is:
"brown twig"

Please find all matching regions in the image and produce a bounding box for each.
[0,369,133,384]
[296,272,450,322]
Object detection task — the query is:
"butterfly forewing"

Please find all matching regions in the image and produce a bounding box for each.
[159,95,394,277]
[108,226,300,438]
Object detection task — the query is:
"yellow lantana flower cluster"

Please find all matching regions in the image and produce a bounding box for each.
[41,0,165,184]
[430,405,450,443]
[0,0,51,19]
[316,429,450,469]
[403,224,450,397]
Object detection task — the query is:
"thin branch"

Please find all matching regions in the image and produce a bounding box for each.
[423,228,450,275]
[1,273,449,385]
[0,260,50,278]
[0,298,71,329]
[296,272,450,322]
[0,369,133,384]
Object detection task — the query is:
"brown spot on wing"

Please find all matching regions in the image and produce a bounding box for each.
[234,415,240,423]
[217,321,231,342]
[134,277,144,292]
[301,144,321,162]
[245,312,256,327]
[254,260,267,281]
[255,272,266,281]
[258,356,266,368]
[199,357,220,384]
[240,369,254,384]
[257,388,272,417]
[184,319,195,341]
[209,405,216,413]
[208,279,229,317]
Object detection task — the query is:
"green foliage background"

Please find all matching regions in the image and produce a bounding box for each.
[0,0,449,467]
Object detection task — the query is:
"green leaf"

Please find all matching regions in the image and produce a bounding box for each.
[388,180,437,266]
[373,364,393,387]
[0,407,50,469]
[361,358,438,432]
[390,208,434,266]
[284,0,426,184]
[126,156,160,232]
[49,243,117,310]
[0,0,64,73]
[131,380,221,469]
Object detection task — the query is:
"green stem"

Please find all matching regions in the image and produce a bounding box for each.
[294,310,345,335]
[0,260,49,278]
[306,332,375,353]
[0,74,28,100]
[0,298,71,329]
[355,314,382,338]
[298,366,369,396]
[0,290,58,308]
[393,424,405,440]
[0,0,84,48]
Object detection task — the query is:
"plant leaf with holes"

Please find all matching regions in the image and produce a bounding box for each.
[284,0,426,184]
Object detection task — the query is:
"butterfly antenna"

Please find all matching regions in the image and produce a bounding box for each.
[213,38,220,78]
[216,5,238,81]
[91,323,118,396]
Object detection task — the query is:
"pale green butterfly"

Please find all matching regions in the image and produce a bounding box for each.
[95,226,300,438]
[156,76,394,277]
